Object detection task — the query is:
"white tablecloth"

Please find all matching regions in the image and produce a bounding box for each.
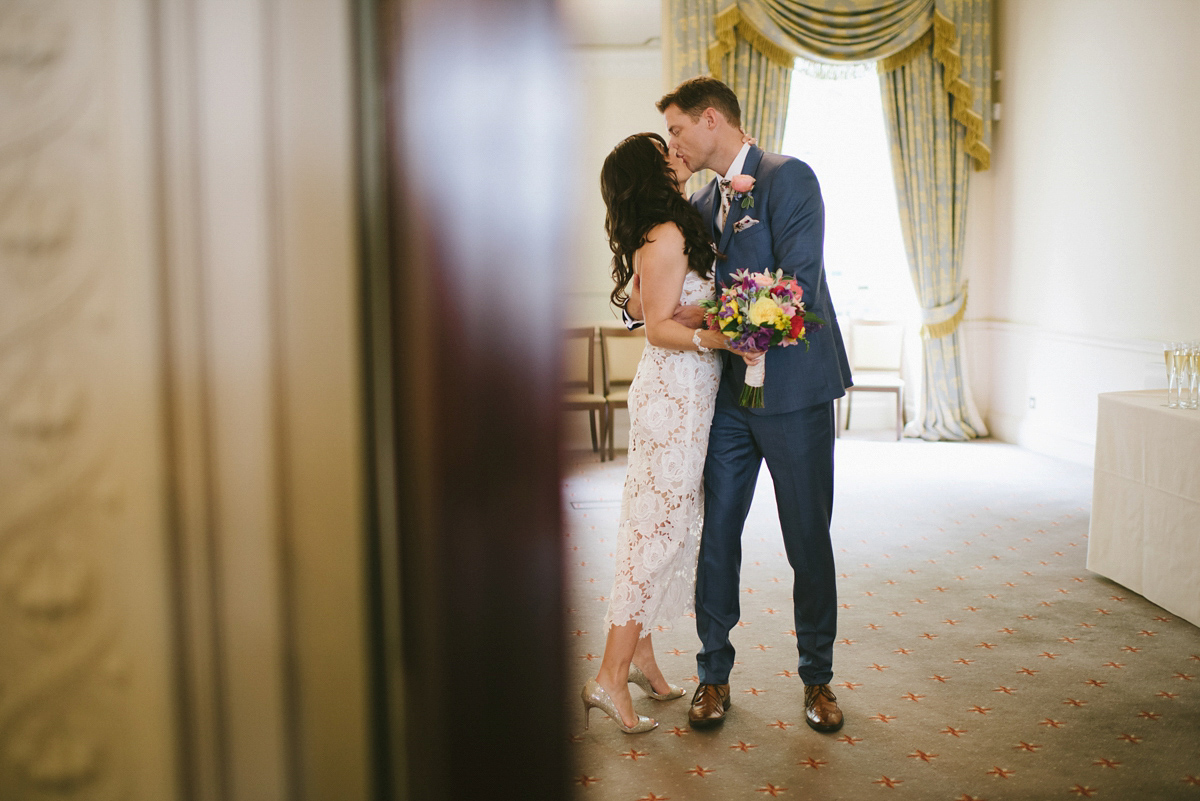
[1088,390,1200,627]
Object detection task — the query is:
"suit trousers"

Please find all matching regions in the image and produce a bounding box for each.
[695,394,838,686]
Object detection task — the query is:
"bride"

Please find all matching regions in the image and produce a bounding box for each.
[581,132,755,733]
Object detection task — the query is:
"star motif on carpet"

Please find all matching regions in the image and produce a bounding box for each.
[756,784,788,796]
[908,749,938,762]
[797,757,828,769]
[685,765,714,777]
[620,749,648,762]
[575,775,600,787]
[1069,786,1098,797]
[729,741,757,752]
[667,726,689,737]
[1093,757,1121,769]
[942,726,967,737]
[873,776,903,788]
[837,734,864,745]
[1014,741,1041,752]
[986,766,1014,778]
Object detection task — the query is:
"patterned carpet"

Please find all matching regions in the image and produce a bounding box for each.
[564,434,1200,800]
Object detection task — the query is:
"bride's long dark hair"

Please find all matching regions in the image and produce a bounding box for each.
[601,132,713,309]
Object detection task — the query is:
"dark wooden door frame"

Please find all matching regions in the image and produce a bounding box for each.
[358,1,572,797]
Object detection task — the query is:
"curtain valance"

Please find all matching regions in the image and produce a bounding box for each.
[719,0,935,65]
[709,0,990,169]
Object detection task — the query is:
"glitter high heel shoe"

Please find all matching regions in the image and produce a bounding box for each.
[628,664,685,701]
[581,679,657,733]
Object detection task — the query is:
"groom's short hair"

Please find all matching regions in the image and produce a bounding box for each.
[657,77,741,128]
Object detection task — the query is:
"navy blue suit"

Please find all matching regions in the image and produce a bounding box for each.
[694,146,851,686]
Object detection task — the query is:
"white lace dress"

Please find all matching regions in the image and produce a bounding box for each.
[605,269,721,632]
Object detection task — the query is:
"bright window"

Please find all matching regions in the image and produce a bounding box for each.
[779,64,918,325]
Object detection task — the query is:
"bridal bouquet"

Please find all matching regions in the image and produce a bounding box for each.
[700,269,823,408]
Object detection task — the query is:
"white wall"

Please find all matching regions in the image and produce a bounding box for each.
[965,0,1200,464]
[566,45,666,328]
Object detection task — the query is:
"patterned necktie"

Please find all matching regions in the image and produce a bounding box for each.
[718,178,733,232]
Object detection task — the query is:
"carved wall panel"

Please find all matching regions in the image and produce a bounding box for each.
[0,1,178,799]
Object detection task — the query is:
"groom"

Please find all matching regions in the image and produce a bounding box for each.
[658,77,852,732]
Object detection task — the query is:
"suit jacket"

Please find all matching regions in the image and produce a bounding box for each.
[694,146,852,415]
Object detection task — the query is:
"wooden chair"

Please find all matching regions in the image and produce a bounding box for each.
[563,326,608,460]
[599,325,646,460]
[837,320,905,440]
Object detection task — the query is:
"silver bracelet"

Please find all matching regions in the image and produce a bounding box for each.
[693,329,711,353]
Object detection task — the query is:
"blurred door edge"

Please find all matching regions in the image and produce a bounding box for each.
[363,0,571,798]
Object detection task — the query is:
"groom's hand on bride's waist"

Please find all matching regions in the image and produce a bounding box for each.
[672,304,706,329]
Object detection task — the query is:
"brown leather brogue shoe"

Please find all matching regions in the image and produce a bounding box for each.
[687,683,731,728]
[804,683,844,732]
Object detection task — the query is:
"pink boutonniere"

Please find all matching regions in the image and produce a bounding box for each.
[729,174,755,209]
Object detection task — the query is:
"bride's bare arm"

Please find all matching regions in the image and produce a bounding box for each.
[639,223,728,352]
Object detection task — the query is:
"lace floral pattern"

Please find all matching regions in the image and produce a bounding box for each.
[605,270,720,632]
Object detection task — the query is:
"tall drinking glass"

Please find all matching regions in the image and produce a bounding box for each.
[1189,343,1200,410]
[1164,342,1179,407]
[1177,344,1194,410]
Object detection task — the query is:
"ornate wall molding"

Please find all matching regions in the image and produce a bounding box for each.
[0,0,178,798]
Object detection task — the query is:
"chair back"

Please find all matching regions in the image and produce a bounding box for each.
[563,327,597,393]
[599,326,645,395]
[849,320,904,372]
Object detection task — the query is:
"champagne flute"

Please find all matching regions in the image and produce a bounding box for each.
[1190,343,1200,410]
[1177,344,1193,410]
[1164,341,1179,407]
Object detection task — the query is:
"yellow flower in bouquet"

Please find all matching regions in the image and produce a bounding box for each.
[748,297,785,328]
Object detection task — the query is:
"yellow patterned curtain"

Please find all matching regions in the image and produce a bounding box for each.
[665,0,794,195]
[881,36,987,440]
